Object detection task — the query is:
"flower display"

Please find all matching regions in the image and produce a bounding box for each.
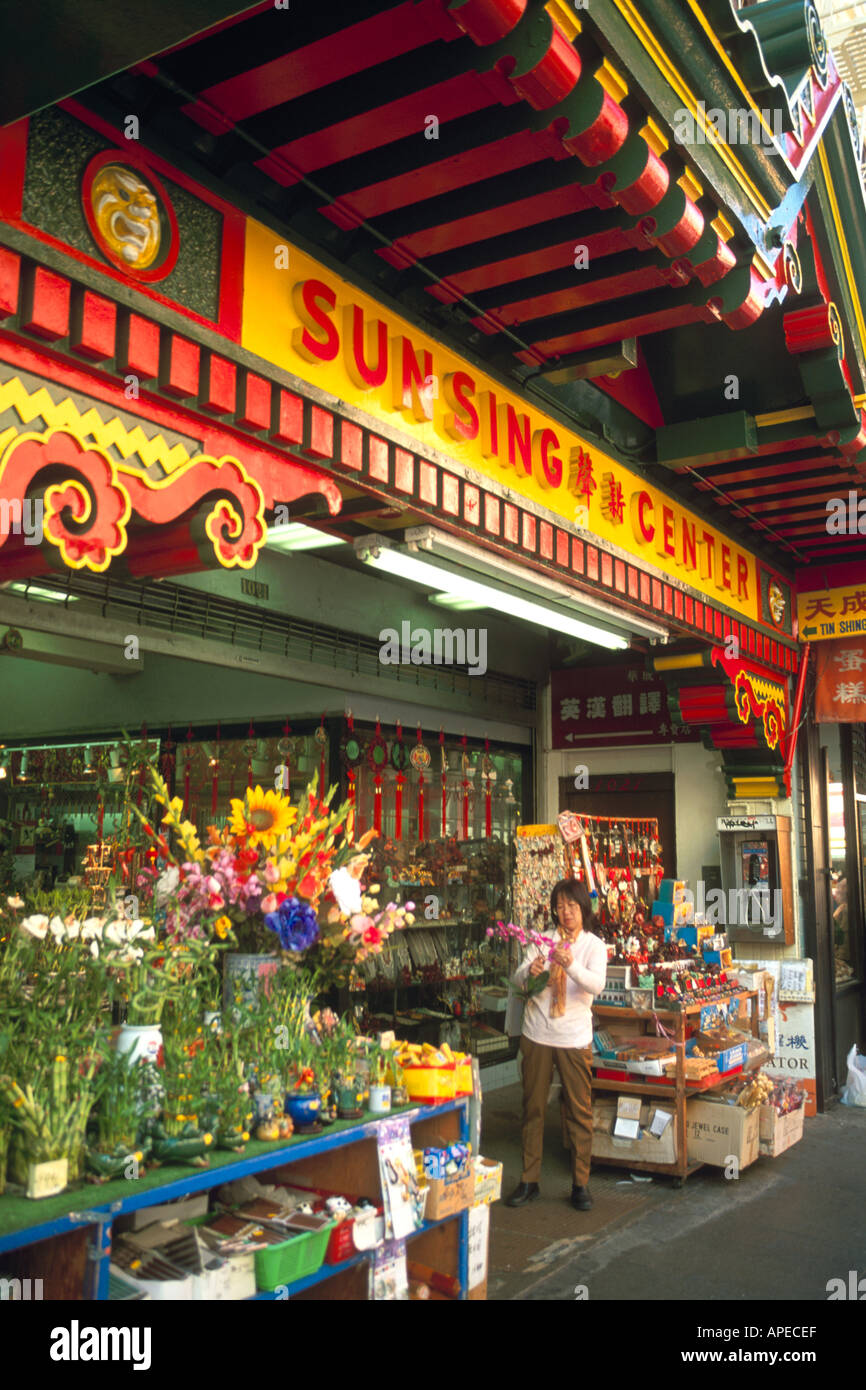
[229,785,297,849]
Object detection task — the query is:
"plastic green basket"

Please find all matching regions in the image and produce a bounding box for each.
[255,1222,335,1291]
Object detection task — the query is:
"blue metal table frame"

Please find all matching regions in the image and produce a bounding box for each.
[0,1099,471,1300]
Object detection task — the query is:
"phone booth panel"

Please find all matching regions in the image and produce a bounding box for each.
[716,814,795,946]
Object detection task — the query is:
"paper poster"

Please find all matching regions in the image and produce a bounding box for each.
[373,1240,409,1301]
[377,1116,425,1241]
[467,1204,490,1290]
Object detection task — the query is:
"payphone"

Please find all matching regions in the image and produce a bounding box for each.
[715,813,795,945]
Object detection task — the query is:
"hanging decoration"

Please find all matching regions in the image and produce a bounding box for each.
[366,717,388,837]
[277,720,293,797]
[183,726,193,816]
[341,711,363,843]
[96,788,104,841]
[315,714,328,798]
[481,739,495,839]
[460,734,470,840]
[438,730,448,838]
[411,725,431,841]
[160,724,175,796]
[243,720,257,790]
[211,722,221,816]
[391,720,407,841]
[136,723,147,808]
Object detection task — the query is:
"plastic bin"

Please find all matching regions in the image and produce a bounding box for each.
[254,1222,335,1291]
[403,1060,456,1103]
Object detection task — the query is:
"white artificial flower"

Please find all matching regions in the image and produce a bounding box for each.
[127,919,155,943]
[89,939,100,960]
[104,920,127,946]
[81,917,104,940]
[329,867,363,917]
[6,894,24,910]
[20,914,49,939]
[155,866,180,903]
[64,921,82,940]
[48,916,66,942]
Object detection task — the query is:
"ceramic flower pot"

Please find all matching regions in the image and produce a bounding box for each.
[334,1081,366,1120]
[369,1084,392,1115]
[116,1022,163,1067]
[85,1143,147,1180]
[284,1090,322,1131]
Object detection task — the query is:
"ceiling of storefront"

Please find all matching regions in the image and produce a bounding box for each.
[14,0,866,579]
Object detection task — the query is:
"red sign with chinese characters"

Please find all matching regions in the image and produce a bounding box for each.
[815,637,866,722]
[551,663,701,747]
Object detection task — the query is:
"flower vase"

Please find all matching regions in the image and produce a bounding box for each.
[283,1090,322,1133]
[116,1022,164,1067]
[369,1084,391,1115]
[334,1078,366,1120]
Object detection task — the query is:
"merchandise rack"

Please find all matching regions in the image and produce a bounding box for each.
[590,990,760,1187]
[0,1099,471,1300]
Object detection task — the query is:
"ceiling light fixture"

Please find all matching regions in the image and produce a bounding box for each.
[266,522,345,552]
[355,535,630,651]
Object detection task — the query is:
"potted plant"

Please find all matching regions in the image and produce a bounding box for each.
[284,1035,323,1133]
[85,1044,151,1180]
[1,1051,103,1197]
[367,1042,392,1115]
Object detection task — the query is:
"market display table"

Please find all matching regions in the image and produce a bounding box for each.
[590,991,760,1187]
[0,1099,471,1300]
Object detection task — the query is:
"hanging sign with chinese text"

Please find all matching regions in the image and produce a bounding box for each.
[797,584,866,642]
[551,664,700,748]
[815,636,866,722]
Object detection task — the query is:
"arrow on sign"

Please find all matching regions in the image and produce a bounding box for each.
[802,625,818,637]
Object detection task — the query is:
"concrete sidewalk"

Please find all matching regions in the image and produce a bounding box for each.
[480,1081,866,1301]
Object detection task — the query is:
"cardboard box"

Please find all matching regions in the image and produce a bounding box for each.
[758,1104,805,1157]
[425,1169,474,1221]
[473,1157,503,1206]
[686,1098,759,1169]
[592,1100,678,1166]
[468,1278,487,1300]
[117,1193,210,1232]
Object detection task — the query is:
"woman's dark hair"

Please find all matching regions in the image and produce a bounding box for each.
[550,877,599,934]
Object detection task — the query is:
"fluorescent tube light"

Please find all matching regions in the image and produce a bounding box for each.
[266,522,345,552]
[405,525,669,643]
[356,539,628,650]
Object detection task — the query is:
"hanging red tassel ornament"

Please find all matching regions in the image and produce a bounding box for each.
[483,738,493,839]
[411,725,431,841]
[183,726,193,816]
[343,712,358,844]
[368,717,387,837]
[137,723,147,807]
[211,721,221,816]
[160,724,175,795]
[392,721,406,842]
[97,790,104,841]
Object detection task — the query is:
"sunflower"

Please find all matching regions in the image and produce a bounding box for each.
[229,786,297,849]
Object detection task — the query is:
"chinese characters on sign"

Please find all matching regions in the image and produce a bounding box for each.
[551,664,700,747]
[797,585,866,641]
[814,636,866,723]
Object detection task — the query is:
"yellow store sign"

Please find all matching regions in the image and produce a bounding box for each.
[242,219,761,623]
[798,585,866,642]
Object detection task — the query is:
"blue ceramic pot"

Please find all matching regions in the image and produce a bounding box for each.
[284,1091,322,1128]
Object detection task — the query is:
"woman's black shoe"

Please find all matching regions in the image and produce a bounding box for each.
[571,1184,593,1210]
[505,1182,540,1207]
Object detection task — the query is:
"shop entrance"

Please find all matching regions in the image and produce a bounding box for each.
[558,771,676,878]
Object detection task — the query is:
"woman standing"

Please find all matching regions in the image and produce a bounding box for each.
[505,878,607,1211]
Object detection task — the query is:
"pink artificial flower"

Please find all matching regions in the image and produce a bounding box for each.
[263,862,281,884]
[261,893,279,914]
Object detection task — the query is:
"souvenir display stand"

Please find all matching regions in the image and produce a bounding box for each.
[0,1100,471,1301]
[591,993,761,1187]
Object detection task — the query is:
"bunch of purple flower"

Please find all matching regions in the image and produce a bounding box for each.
[264,896,320,953]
